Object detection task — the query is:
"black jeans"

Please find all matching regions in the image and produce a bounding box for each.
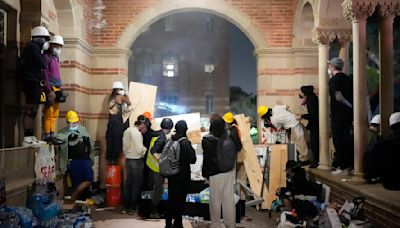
[166,174,189,228]
[106,114,124,163]
[332,125,354,170]
[123,159,144,210]
[309,126,319,164]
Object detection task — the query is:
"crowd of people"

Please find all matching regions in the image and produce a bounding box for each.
[19,24,400,228]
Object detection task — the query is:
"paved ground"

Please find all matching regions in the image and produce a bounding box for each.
[92,207,279,227]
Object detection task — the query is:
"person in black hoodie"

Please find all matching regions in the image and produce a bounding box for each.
[297,85,319,168]
[202,114,237,228]
[165,120,196,228]
[21,26,51,147]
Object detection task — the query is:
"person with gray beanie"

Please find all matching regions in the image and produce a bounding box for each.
[328,57,354,175]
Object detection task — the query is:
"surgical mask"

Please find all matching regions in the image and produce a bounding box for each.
[32,37,46,44]
[42,42,50,51]
[328,68,333,78]
[52,47,62,56]
[69,123,78,131]
[117,90,125,96]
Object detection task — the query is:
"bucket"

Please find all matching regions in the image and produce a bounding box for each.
[106,165,122,186]
[106,186,121,207]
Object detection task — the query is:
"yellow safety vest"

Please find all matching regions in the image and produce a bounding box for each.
[146,136,160,173]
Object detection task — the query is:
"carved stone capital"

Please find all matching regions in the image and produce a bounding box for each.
[312,28,336,46]
[378,1,400,19]
[342,0,377,20]
[336,30,353,47]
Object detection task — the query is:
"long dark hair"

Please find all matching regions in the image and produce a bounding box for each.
[209,114,226,138]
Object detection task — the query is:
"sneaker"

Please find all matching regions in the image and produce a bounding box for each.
[331,168,350,176]
[23,136,46,147]
[122,209,129,214]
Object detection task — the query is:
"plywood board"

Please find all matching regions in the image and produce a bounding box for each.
[265,144,288,207]
[128,82,158,127]
[234,114,269,209]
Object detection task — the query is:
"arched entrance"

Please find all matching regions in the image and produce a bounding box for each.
[116,0,267,50]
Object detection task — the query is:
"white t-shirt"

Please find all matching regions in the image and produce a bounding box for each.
[270,105,299,130]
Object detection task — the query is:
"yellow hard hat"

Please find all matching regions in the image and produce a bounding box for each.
[66,110,79,123]
[223,112,235,124]
[257,106,269,117]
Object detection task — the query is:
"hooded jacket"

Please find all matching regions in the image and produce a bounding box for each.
[57,125,94,174]
[201,133,220,178]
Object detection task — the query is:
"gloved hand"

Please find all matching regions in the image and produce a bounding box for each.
[47,91,56,105]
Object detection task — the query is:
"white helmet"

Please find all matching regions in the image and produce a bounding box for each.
[389,112,400,126]
[370,114,381,125]
[31,26,50,37]
[112,81,124,90]
[49,35,64,46]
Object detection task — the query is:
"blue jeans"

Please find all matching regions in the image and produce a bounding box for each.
[123,159,144,210]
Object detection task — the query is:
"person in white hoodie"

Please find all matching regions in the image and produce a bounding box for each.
[121,116,148,215]
[260,105,309,163]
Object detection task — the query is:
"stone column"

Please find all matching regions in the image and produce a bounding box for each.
[378,3,397,136]
[312,29,336,170]
[343,0,376,180]
[337,31,352,75]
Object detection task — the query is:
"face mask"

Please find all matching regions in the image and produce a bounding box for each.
[117,90,125,96]
[69,123,78,131]
[328,68,333,78]
[42,42,50,51]
[52,48,62,56]
[32,37,46,44]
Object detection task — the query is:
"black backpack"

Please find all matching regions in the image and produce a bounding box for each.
[216,131,237,173]
[159,137,186,176]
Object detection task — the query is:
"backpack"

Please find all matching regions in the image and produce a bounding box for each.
[216,131,237,173]
[159,137,186,176]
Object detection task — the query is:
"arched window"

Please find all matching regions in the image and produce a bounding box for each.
[163,56,178,77]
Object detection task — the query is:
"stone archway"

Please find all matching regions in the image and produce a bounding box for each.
[53,0,80,39]
[116,0,267,50]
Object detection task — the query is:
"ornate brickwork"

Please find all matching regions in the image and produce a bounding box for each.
[311,28,337,45]
[342,0,377,20]
[378,1,400,19]
[336,29,352,47]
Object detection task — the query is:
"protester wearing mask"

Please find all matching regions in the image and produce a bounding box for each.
[165,120,196,228]
[43,35,65,144]
[375,112,400,190]
[106,81,132,164]
[364,114,381,183]
[327,57,354,175]
[296,85,319,168]
[147,118,174,219]
[57,111,94,200]
[21,26,50,147]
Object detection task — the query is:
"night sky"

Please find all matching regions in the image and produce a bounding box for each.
[229,24,257,95]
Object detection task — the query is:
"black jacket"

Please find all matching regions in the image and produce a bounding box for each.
[171,133,196,179]
[228,125,243,152]
[20,42,46,83]
[201,133,219,178]
[150,130,167,154]
[301,93,319,130]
